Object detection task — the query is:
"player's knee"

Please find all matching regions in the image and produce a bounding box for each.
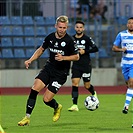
[72,82,79,86]
[128,83,133,88]
[128,79,133,88]
[43,95,52,103]
[85,85,90,89]
[72,79,79,86]
[32,79,46,92]
[84,83,91,89]
[43,97,49,103]
[31,85,40,92]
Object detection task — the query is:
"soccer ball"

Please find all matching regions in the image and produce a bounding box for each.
[84,96,99,111]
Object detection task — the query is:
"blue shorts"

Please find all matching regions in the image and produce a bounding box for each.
[122,65,133,81]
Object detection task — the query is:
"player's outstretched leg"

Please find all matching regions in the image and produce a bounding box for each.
[53,104,62,122]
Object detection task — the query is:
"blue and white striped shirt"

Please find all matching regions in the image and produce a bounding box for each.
[114,30,133,67]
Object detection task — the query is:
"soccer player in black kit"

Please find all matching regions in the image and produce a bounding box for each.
[18,15,79,126]
[68,20,99,111]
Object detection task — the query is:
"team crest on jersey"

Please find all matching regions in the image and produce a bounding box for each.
[81,40,85,44]
[61,41,66,47]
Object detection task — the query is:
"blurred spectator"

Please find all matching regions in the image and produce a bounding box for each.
[77,0,107,20]
[95,0,108,20]
[12,0,22,16]
[70,0,79,8]
[23,0,42,16]
[77,0,91,14]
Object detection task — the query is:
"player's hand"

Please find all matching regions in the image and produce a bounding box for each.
[55,53,64,61]
[79,48,85,55]
[24,60,31,69]
[122,47,127,53]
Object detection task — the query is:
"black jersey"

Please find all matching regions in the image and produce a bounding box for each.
[42,32,78,72]
[72,34,98,67]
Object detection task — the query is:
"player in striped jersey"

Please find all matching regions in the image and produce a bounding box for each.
[112,17,133,114]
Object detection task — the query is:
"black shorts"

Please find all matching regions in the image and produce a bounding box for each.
[71,65,92,82]
[35,63,67,94]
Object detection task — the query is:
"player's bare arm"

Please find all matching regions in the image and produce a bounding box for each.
[112,45,127,52]
[25,46,45,69]
[55,53,79,61]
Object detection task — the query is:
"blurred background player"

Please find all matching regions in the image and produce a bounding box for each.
[18,15,79,126]
[112,17,133,114]
[68,20,99,111]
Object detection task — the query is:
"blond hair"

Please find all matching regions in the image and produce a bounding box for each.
[56,15,69,24]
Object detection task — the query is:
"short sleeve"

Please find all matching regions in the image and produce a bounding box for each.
[113,33,121,47]
[42,36,49,49]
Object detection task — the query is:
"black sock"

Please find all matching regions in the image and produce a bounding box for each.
[87,84,95,95]
[44,99,58,109]
[72,86,78,105]
[26,89,39,114]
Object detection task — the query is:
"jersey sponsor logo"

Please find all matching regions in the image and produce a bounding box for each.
[61,41,66,47]
[82,73,90,78]
[77,45,85,49]
[49,48,64,55]
[52,81,61,89]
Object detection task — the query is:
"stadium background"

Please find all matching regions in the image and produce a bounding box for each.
[0,0,133,93]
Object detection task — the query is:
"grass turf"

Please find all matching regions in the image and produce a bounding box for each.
[0,94,133,133]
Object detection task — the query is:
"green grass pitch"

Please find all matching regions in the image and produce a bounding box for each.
[0,94,133,133]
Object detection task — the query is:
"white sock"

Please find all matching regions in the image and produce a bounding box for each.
[26,114,31,118]
[124,88,133,108]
